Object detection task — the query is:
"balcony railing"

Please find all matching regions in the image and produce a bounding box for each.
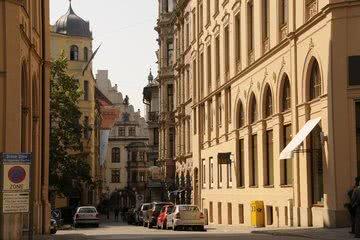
[148,111,159,123]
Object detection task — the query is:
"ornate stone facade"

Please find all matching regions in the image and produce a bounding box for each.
[157,0,360,228]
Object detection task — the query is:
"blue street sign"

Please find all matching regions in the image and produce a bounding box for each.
[0,153,32,163]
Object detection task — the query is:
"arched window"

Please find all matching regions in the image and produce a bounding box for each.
[70,45,79,61]
[250,93,257,124]
[84,47,88,61]
[111,147,120,163]
[309,60,321,100]
[281,76,291,111]
[237,101,245,128]
[264,85,273,118]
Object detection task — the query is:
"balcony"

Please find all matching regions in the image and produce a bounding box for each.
[147,111,159,123]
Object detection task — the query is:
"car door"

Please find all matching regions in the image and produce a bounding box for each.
[167,206,176,227]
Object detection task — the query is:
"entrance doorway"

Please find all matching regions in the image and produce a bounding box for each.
[310,125,324,205]
[356,102,360,176]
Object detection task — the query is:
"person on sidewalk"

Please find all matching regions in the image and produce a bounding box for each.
[114,207,120,222]
[351,178,360,238]
[347,177,360,234]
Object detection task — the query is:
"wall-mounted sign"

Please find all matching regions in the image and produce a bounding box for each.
[3,164,30,191]
[2,192,29,213]
[217,152,232,164]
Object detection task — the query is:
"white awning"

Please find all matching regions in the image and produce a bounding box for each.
[279,117,321,160]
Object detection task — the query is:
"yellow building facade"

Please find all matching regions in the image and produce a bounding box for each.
[51,3,99,207]
[0,0,51,239]
[158,0,360,228]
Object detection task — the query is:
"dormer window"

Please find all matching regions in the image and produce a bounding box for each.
[70,45,79,61]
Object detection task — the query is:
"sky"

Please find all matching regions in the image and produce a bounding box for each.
[50,0,159,115]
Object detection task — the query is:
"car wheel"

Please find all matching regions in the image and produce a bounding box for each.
[50,228,57,235]
[148,222,152,228]
[95,223,99,228]
[173,225,178,231]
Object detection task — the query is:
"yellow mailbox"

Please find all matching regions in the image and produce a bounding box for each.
[251,201,265,227]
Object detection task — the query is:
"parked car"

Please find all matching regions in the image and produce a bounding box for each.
[50,218,57,234]
[73,206,100,228]
[139,203,152,226]
[166,205,205,231]
[144,202,173,228]
[157,205,174,230]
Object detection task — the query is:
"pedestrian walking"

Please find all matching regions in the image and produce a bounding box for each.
[114,207,119,222]
[352,178,360,238]
[346,177,360,234]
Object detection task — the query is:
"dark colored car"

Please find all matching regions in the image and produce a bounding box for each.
[157,205,174,230]
[144,202,173,228]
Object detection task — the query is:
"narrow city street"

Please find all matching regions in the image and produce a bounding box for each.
[34,218,353,240]
[47,223,311,240]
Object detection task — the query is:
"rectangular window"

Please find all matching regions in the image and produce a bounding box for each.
[214,0,219,15]
[237,139,245,187]
[209,157,214,187]
[250,134,258,187]
[193,108,197,134]
[207,45,212,93]
[356,102,360,176]
[227,203,232,225]
[129,127,136,136]
[193,59,197,100]
[209,201,214,223]
[224,26,230,77]
[118,127,125,136]
[225,87,232,125]
[200,104,206,144]
[186,21,190,48]
[216,93,222,127]
[218,160,223,187]
[235,13,241,65]
[238,204,244,224]
[248,1,254,51]
[217,202,222,224]
[207,0,211,24]
[192,11,196,41]
[227,158,232,187]
[167,84,174,111]
[200,52,204,99]
[208,99,213,132]
[166,40,174,67]
[280,0,289,26]
[169,127,175,158]
[111,170,120,183]
[186,69,190,100]
[263,0,270,40]
[202,159,206,187]
[215,36,220,85]
[199,3,204,33]
[281,125,293,185]
[349,56,360,86]
[265,130,274,186]
[84,80,89,101]
[306,0,318,21]
[154,129,159,146]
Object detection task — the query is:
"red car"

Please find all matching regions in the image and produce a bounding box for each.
[156,205,174,230]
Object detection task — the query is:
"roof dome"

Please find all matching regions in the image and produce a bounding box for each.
[54,1,92,38]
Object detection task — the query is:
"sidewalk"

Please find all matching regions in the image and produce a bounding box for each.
[206,224,354,239]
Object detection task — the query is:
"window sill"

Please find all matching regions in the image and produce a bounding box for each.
[280,184,293,188]
[249,185,258,188]
[313,204,324,208]
[263,185,274,188]
[237,186,245,189]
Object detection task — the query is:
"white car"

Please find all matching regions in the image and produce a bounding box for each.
[166,205,205,231]
[73,206,100,228]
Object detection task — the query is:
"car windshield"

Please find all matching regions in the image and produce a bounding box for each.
[178,206,199,212]
[155,204,166,212]
[78,207,97,213]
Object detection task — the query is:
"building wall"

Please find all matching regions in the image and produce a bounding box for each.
[159,0,360,228]
[0,0,50,238]
[96,70,150,198]
[50,31,98,205]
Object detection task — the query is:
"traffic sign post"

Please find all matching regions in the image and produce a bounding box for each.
[0,153,31,214]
